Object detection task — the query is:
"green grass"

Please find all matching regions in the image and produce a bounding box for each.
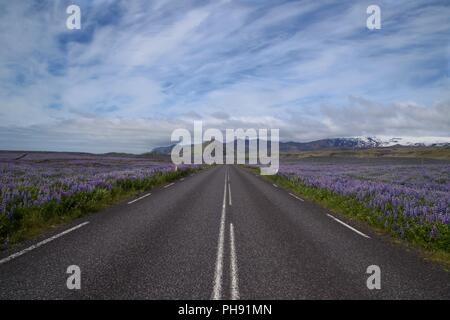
[0,167,202,246]
[280,146,450,160]
[247,166,450,267]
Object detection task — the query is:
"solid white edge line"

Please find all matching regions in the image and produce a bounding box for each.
[0,222,90,265]
[212,170,227,300]
[229,223,240,300]
[289,192,304,202]
[164,182,175,188]
[127,193,151,204]
[327,214,370,239]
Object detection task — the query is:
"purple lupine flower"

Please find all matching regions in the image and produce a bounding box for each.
[9,207,14,222]
[430,225,438,239]
[278,162,449,238]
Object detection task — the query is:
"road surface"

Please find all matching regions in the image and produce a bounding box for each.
[0,165,448,299]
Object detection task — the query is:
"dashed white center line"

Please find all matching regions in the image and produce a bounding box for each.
[164,182,175,189]
[289,192,304,202]
[127,193,151,204]
[327,214,370,239]
[228,182,232,206]
[0,222,90,265]
[273,183,278,188]
[180,178,185,181]
[212,170,227,300]
[229,223,240,300]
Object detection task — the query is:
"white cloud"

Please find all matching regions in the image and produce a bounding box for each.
[0,0,449,152]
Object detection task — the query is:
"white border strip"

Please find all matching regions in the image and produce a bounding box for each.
[289,192,304,202]
[327,214,370,239]
[164,182,175,189]
[127,193,151,204]
[0,222,90,265]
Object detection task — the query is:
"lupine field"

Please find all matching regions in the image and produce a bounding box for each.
[0,153,193,245]
[1,151,449,254]
[277,160,450,252]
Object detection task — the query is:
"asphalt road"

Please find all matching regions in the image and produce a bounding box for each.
[0,165,448,299]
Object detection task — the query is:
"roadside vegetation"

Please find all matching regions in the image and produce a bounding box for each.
[0,157,201,246]
[281,147,450,160]
[249,163,450,266]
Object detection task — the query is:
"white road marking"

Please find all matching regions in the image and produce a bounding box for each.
[127,193,151,204]
[180,178,185,181]
[212,170,227,300]
[229,223,240,300]
[0,222,90,265]
[327,214,370,239]
[228,182,232,206]
[289,192,304,202]
[273,183,278,188]
[164,182,175,189]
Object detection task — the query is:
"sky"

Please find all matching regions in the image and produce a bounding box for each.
[0,0,449,153]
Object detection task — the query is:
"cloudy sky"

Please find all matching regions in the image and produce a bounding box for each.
[0,0,449,153]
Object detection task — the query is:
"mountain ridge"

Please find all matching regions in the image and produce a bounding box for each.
[151,136,450,155]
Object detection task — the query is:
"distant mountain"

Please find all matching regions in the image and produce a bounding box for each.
[150,145,176,155]
[279,138,378,152]
[353,136,450,148]
[150,137,450,155]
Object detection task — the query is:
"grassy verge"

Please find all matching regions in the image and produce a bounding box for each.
[0,167,202,247]
[246,166,450,267]
[280,146,450,160]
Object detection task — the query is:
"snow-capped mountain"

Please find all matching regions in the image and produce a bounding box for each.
[352,136,450,148]
[151,136,450,155]
[277,136,449,152]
